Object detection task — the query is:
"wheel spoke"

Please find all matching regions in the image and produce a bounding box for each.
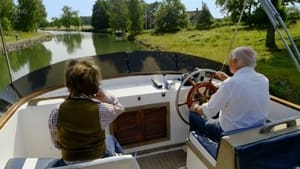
[178,102,187,107]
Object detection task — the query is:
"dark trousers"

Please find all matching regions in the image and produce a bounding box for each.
[189,111,223,142]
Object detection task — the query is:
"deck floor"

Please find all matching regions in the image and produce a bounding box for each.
[137,149,186,169]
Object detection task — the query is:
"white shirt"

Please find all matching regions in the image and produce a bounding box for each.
[202,67,269,132]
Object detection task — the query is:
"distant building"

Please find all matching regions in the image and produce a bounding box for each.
[187,8,200,25]
[187,8,215,26]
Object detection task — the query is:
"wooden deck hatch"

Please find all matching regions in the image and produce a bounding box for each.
[113,103,169,146]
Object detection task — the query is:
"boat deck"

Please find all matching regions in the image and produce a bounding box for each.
[137,149,186,169]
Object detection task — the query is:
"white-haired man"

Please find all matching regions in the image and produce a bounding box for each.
[189,46,269,142]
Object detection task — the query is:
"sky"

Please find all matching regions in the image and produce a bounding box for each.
[42,0,225,21]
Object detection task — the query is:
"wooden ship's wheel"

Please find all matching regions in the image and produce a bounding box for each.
[175,69,218,125]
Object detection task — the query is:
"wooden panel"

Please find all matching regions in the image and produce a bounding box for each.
[144,107,167,140]
[113,105,168,146]
[113,111,140,145]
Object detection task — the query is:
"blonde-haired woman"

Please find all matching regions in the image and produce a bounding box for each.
[49,59,124,166]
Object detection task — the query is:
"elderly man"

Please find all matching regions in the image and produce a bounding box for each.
[189,46,269,142]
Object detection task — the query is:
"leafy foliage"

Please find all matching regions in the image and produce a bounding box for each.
[215,0,298,49]
[0,0,14,30]
[108,0,129,32]
[80,16,92,26]
[154,0,188,33]
[196,2,214,30]
[60,6,81,29]
[15,0,46,32]
[92,0,109,30]
[144,2,161,29]
[128,0,144,34]
[286,5,300,21]
[50,17,62,28]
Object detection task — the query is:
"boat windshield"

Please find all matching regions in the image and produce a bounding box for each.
[0,50,224,117]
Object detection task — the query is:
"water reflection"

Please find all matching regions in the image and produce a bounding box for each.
[0,31,147,89]
[142,57,160,72]
[55,32,82,54]
[126,52,178,73]
[0,55,10,89]
[9,43,52,80]
[92,33,146,54]
[95,52,129,77]
[27,66,51,91]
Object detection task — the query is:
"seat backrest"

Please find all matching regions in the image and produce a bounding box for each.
[235,130,300,169]
[49,155,140,169]
[217,119,300,169]
[4,158,58,169]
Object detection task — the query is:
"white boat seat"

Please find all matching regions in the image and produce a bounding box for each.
[4,155,140,169]
[189,125,264,159]
[4,158,58,169]
[48,155,140,169]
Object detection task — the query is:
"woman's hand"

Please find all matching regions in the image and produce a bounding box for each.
[91,89,106,101]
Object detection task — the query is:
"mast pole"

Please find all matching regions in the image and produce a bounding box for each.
[0,20,22,97]
[0,20,14,83]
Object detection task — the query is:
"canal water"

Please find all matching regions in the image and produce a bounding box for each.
[0,31,147,90]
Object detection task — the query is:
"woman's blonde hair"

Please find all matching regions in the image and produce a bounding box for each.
[65,59,101,96]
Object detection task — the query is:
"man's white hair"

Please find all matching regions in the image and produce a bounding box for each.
[231,46,257,67]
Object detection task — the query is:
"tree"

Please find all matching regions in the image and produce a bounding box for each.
[286,5,300,21]
[80,16,92,25]
[0,0,14,30]
[154,0,188,33]
[144,2,161,29]
[216,0,298,49]
[128,0,144,34]
[61,6,73,28]
[39,18,49,28]
[266,0,283,49]
[51,17,62,28]
[72,16,81,29]
[60,7,81,29]
[92,0,109,31]
[196,2,214,30]
[108,0,129,33]
[15,0,46,32]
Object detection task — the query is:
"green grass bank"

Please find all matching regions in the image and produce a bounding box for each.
[136,22,300,104]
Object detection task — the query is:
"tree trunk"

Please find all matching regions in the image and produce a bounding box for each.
[266,23,278,49]
[265,0,280,50]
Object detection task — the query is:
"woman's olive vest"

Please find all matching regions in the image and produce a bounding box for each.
[57,98,105,161]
